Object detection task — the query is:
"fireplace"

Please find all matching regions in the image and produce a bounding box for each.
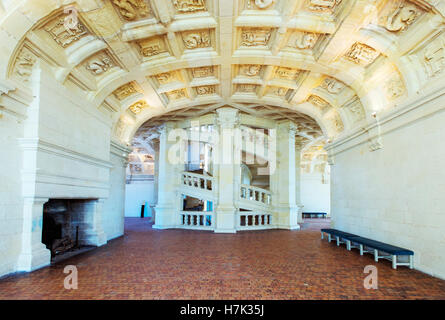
[41,199,101,259]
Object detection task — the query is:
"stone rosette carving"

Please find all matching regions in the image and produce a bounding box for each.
[344,42,380,66]
[290,32,319,50]
[155,72,176,85]
[386,74,405,100]
[246,0,274,9]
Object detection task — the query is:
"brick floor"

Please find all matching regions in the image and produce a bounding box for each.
[0,218,444,300]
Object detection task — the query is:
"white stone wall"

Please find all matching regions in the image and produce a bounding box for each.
[124,182,156,218]
[300,174,331,215]
[0,112,24,277]
[331,94,445,279]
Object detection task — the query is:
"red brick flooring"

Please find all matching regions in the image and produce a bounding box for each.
[1,217,445,300]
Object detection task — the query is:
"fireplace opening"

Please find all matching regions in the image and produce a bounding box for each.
[42,199,96,261]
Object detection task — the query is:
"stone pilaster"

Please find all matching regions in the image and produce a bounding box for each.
[273,121,300,230]
[214,107,239,233]
[17,197,51,272]
[153,122,180,229]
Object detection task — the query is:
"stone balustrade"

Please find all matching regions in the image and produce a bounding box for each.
[181,172,213,191]
[237,211,272,230]
[240,184,272,206]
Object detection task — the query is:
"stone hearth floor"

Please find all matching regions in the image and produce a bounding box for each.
[1,217,445,300]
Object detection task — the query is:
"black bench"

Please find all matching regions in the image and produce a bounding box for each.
[303,212,328,218]
[321,229,414,270]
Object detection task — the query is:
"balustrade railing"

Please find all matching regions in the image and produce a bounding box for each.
[180,212,213,230]
[181,172,213,191]
[240,184,272,206]
[237,211,272,230]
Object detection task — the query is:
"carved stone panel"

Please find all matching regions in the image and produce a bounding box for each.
[423,36,445,78]
[129,100,148,114]
[112,0,153,21]
[182,30,211,49]
[308,95,330,111]
[237,84,258,93]
[13,47,37,82]
[275,67,299,80]
[113,82,140,100]
[240,65,262,76]
[166,89,187,100]
[240,28,272,47]
[84,51,116,76]
[192,66,214,78]
[196,85,216,95]
[308,0,342,13]
[344,42,380,66]
[287,31,319,50]
[245,0,275,10]
[173,0,206,13]
[383,1,422,33]
[319,77,345,94]
[138,36,168,57]
[44,15,88,48]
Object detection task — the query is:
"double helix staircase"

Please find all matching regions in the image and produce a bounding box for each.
[178,171,273,231]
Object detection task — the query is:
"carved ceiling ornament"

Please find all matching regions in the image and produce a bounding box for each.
[13,47,37,82]
[182,30,211,49]
[138,37,168,57]
[114,82,139,100]
[112,0,152,21]
[155,72,176,84]
[424,36,445,78]
[196,85,215,95]
[241,65,261,76]
[192,66,214,78]
[344,42,380,66]
[173,0,206,13]
[241,28,272,47]
[167,89,187,100]
[238,84,258,93]
[386,73,405,99]
[44,15,88,48]
[129,100,148,114]
[292,31,319,50]
[308,0,342,13]
[268,86,288,97]
[385,1,422,32]
[246,0,274,9]
[320,77,345,94]
[85,52,115,76]
[308,95,330,110]
[275,67,299,80]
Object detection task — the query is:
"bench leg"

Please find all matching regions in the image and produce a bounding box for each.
[336,236,340,246]
[360,244,363,256]
[409,256,414,269]
[321,232,324,240]
[374,249,379,262]
[328,234,331,242]
[346,240,351,251]
[392,255,397,269]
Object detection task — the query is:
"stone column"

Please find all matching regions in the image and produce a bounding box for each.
[17,197,51,272]
[273,121,300,230]
[153,122,180,229]
[295,145,304,224]
[214,107,239,233]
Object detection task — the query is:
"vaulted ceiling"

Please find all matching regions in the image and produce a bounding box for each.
[2,0,445,148]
